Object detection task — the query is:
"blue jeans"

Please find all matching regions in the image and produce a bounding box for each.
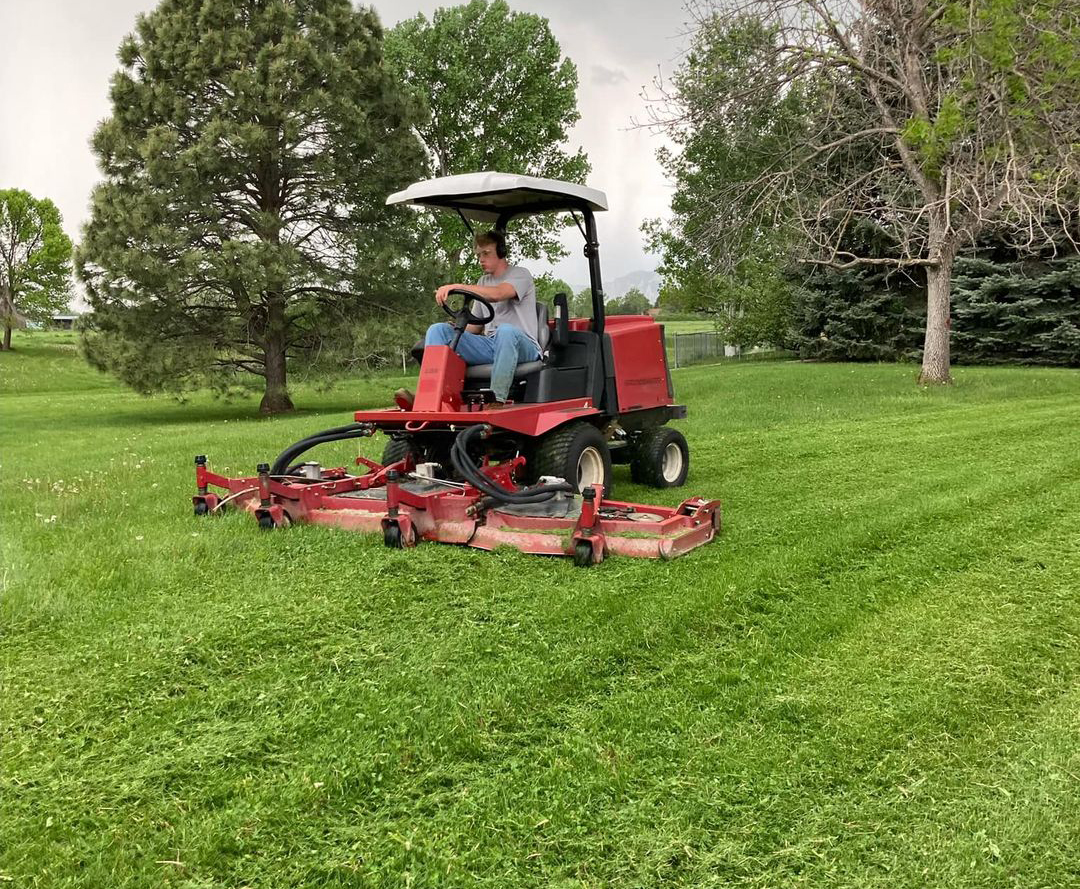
[425,323,541,402]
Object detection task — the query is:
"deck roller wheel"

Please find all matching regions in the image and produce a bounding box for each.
[258,512,290,530]
[573,540,595,568]
[383,521,416,549]
[384,523,403,548]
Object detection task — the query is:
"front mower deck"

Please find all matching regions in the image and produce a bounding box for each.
[193,455,720,566]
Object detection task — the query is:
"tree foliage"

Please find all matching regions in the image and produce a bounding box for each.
[385,0,588,275]
[77,0,426,412]
[794,227,1080,366]
[0,189,72,350]
[603,287,652,316]
[571,287,593,318]
[533,274,575,313]
[649,2,1080,382]
[950,237,1080,366]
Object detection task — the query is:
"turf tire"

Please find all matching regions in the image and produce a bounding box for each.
[629,426,689,488]
[381,436,414,466]
[531,422,613,496]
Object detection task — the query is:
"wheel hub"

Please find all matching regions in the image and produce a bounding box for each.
[577,446,605,490]
[662,442,684,483]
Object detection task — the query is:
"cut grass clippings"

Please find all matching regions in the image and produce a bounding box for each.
[2,331,1078,887]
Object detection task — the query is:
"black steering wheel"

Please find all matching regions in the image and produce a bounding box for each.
[441,288,496,327]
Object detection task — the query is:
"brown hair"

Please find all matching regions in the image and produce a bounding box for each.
[475,230,507,259]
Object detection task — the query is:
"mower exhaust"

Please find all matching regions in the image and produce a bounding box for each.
[192,435,720,567]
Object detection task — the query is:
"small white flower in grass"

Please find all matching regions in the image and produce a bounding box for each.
[135,535,144,541]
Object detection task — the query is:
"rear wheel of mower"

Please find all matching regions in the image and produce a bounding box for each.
[630,427,689,488]
[530,422,613,496]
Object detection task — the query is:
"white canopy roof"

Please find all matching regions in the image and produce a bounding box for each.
[386,171,608,222]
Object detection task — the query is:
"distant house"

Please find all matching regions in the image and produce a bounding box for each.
[50,314,79,330]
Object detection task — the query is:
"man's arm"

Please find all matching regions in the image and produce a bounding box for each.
[435,282,517,305]
[436,281,518,333]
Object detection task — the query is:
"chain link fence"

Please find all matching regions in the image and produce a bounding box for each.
[670,331,793,368]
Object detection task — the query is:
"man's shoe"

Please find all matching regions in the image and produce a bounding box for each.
[394,388,415,410]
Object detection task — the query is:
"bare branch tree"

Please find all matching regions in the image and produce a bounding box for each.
[649,0,1080,382]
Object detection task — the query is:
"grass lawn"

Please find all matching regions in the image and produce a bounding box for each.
[2,332,1079,888]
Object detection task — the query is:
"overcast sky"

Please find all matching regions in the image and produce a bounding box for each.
[0,0,695,301]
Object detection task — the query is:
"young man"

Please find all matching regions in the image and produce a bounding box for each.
[400,230,541,406]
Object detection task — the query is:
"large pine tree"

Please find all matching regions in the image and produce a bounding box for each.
[77,0,425,412]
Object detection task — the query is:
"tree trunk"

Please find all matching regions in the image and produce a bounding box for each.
[919,240,955,385]
[259,296,294,414]
[0,284,12,350]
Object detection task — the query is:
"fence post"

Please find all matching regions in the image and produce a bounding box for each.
[674,334,679,369]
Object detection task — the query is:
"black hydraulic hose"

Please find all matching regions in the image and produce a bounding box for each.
[269,423,372,476]
[450,425,575,505]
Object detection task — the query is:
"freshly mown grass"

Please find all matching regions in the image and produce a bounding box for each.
[2,332,1079,888]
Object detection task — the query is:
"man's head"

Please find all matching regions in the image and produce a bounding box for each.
[474,230,508,276]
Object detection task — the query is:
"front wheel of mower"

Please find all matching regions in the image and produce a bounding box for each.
[381,436,414,466]
[530,422,613,496]
[630,427,690,488]
[194,501,210,516]
[258,514,276,530]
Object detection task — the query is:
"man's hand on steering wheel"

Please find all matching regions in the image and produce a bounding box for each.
[438,287,496,327]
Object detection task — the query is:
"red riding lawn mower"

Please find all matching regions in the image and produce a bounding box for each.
[192,172,721,566]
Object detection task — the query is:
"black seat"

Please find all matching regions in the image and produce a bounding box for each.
[463,302,550,381]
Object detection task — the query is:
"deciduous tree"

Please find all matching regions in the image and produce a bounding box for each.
[649,1,1080,383]
[0,190,72,350]
[534,274,575,312]
[385,0,588,277]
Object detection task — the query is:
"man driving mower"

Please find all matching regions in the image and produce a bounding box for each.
[396,230,540,408]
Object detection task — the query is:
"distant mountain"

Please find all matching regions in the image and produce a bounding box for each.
[572,269,662,304]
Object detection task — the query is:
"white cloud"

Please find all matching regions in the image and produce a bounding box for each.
[0,0,692,303]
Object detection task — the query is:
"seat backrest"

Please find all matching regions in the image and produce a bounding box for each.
[536,301,550,353]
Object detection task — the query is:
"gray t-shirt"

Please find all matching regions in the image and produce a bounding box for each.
[478,265,539,348]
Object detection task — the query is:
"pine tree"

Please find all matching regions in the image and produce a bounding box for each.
[77,0,425,412]
[952,249,1080,367]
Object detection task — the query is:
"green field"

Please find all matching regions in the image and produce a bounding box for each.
[657,319,717,336]
[3,333,1079,887]
[657,318,716,353]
